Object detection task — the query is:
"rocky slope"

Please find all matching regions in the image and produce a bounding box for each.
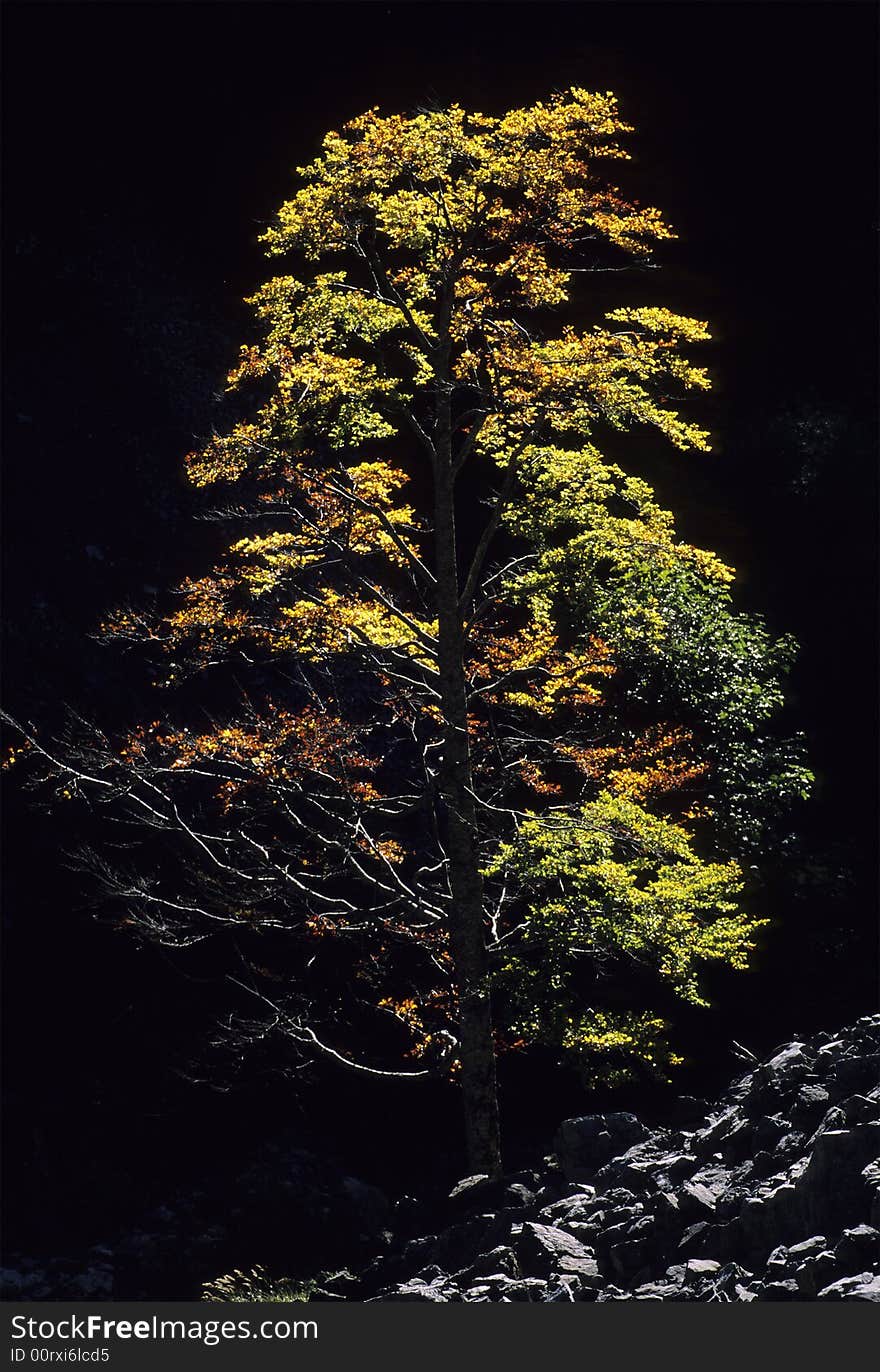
[0,1143,391,1301]
[320,1016,880,1301]
[3,1016,878,1301]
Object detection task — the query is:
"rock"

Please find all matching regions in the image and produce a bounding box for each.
[517,1222,597,1278]
[314,1269,359,1298]
[504,1183,537,1210]
[862,1160,880,1228]
[680,1180,720,1216]
[389,1276,452,1302]
[795,1123,880,1232]
[791,1084,831,1124]
[842,1093,880,1126]
[786,1235,828,1259]
[559,1254,602,1282]
[446,1174,514,1215]
[653,1153,700,1184]
[683,1258,721,1283]
[473,1274,547,1301]
[832,1054,880,1096]
[448,1174,493,1203]
[677,1221,712,1256]
[595,1219,637,1255]
[759,1279,801,1300]
[650,1191,682,1228]
[632,1280,681,1300]
[429,1213,511,1273]
[766,1042,810,1076]
[834,1225,880,1271]
[794,1251,840,1297]
[595,1284,631,1302]
[537,1188,596,1224]
[747,1151,780,1180]
[712,1261,753,1295]
[595,1154,661,1193]
[554,1112,647,1181]
[542,1275,581,1301]
[609,1238,655,1283]
[693,1108,742,1156]
[817,1272,880,1301]
[459,1245,520,1281]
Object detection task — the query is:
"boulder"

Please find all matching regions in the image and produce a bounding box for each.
[517,1222,599,1281]
[554,1112,647,1181]
[817,1272,880,1301]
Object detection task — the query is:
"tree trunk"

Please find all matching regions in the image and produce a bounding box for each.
[433,443,503,1178]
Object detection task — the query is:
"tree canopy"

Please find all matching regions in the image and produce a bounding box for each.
[6,92,810,1174]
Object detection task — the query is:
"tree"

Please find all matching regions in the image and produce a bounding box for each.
[5,93,810,1176]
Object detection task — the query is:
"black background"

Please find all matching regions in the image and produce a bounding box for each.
[3,1,878,1266]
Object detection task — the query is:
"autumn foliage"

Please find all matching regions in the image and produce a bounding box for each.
[6,93,810,1171]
